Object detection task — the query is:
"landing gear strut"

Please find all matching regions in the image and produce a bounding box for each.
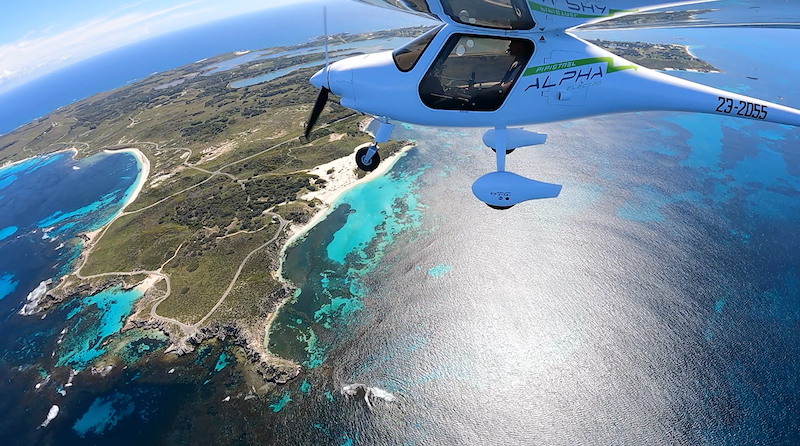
[356,144,380,171]
[488,128,514,209]
[355,119,393,172]
[471,127,562,209]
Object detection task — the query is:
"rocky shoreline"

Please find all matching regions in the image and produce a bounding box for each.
[30,261,301,386]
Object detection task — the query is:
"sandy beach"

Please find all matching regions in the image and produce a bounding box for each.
[1,146,149,251]
[83,148,150,244]
[104,147,151,212]
[281,141,415,260]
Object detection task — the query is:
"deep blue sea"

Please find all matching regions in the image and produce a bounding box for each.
[0,1,799,444]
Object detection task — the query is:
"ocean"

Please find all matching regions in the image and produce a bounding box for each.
[0,1,799,445]
[263,26,800,444]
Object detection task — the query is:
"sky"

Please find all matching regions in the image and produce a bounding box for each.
[0,0,310,94]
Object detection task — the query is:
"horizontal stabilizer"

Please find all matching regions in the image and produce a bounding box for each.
[472,171,562,207]
[483,128,547,151]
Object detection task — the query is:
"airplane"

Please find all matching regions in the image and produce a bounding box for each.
[304,0,800,209]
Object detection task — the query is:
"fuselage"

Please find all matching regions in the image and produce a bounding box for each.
[312,23,800,129]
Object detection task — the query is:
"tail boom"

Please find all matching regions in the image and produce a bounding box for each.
[610,67,800,127]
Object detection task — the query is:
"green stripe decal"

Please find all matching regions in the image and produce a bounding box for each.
[523,57,638,77]
[528,1,637,19]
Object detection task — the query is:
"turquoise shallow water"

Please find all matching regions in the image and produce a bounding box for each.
[274,154,428,369]
[257,26,800,445]
[56,286,145,370]
[327,160,427,264]
[0,226,16,241]
[0,149,159,443]
[0,274,17,300]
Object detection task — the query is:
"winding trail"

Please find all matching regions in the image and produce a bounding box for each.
[66,136,304,338]
[193,215,289,329]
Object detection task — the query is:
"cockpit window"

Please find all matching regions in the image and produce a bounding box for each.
[419,35,533,112]
[351,0,436,20]
[440,0,535,30]
[400,0,432,15]
[392,24,445,72]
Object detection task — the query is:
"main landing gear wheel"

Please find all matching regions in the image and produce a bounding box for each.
[490,147,515,155]
[487,204,514,210]
[356,145,380,172]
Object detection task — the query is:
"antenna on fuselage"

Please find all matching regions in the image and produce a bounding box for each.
[304,6,331,140]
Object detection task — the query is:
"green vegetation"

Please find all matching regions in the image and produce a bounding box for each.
[159,226,282,324]
[129,168,211,211]
[204,237,284,326]
[81,205,188,274]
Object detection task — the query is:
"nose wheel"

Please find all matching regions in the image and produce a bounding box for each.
[356,144,380,172]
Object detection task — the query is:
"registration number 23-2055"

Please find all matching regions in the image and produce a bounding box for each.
[716,97,768,119]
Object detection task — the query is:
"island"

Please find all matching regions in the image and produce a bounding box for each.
[588,39,720,73]
[0,29,720,391]
[581,9,717,30]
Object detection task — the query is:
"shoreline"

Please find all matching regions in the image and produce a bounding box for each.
[1,146,149,246]
[262,140,415,352]
[279,141,415,281]
[104,147,151,214]
[83,148,150,243]
[0,147,78,171]
[13,146,153,319]
[10,136,410,378]
[684,44,698,59]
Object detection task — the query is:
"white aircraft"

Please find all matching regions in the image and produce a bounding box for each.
[305,0,800,209]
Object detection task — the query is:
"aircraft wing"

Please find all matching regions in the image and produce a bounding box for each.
[527,0,719,31]
[350,0,719,31]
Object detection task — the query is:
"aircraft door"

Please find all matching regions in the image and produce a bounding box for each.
[543,51,589,107]
[419,34,534,112]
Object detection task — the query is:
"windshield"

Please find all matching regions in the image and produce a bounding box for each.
[351,0,436,19]
[440,0,535,30]
[400,0,432,15]
[392,24,445,72]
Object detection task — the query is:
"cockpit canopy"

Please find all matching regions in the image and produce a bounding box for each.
[351,0,437,20]
[352,0,536,30]
[439,0,535,30]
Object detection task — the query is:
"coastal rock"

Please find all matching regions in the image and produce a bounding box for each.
[19,280,51,316]
[342,383,397,409]
[91,365,114,377]
[31,276,126,315]
[191,322,300,384]
[39,405,59,429]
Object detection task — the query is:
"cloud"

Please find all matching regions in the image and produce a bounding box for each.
[166,7,219,21]
[0,0,266,94]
